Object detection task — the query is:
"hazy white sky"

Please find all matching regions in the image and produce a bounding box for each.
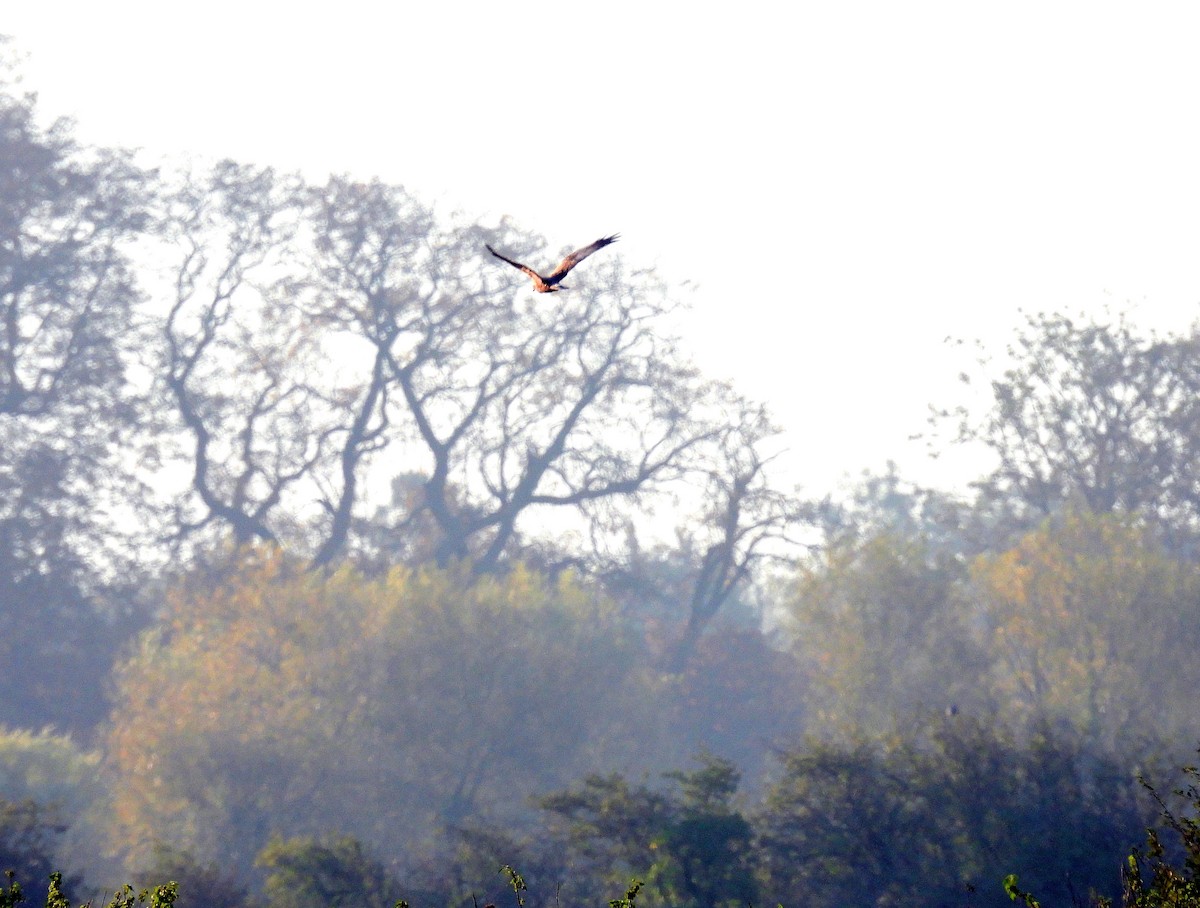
[7,2,1200,498]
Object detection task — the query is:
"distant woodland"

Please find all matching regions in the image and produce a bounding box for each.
[4,38,1200,908]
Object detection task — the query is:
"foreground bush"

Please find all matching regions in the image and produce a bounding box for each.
[758,719,1151,907]
[1005,754,1200,907]
[0,871,175,908]
[1120,760,1200,906]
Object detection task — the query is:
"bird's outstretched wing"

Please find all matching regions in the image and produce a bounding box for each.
[486,244,544,282]
[546,234,620,282]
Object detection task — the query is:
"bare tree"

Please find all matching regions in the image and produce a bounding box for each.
[158,161,335,551]
[299,191,759,575]
[367,228,732,574]
[155,166,805,601]
[943,310,1200,550]
[593,394,807,667]
[298,176,463,568]
[672,401,806,666]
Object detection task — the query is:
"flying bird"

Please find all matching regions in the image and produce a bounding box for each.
[485,234,619,292]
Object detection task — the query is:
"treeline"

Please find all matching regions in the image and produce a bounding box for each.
[5,714,1200,908]
[4,36,1200,907]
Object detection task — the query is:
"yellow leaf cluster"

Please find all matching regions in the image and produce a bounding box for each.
[104,551,652,878]
[971,509,1198,746]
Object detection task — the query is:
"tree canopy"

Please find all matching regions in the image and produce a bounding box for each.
[105,554,665,878]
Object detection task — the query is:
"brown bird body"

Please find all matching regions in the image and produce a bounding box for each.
[485,234,619,292]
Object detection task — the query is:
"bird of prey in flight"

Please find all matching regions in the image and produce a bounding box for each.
[485,234,619,292]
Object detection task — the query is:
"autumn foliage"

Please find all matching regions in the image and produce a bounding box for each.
[105,553,660,878]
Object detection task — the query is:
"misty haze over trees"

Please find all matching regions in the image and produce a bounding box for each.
[4,37,1200,908]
